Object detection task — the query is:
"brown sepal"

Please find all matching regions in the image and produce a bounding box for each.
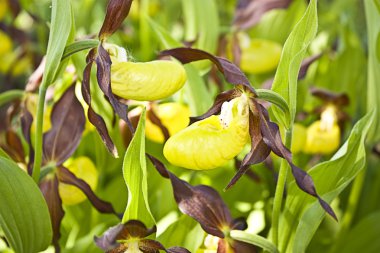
[20,107,34,175]
[310,87,349,107]
[57,166,118,215]
[42,85,85,165]
[160,47,256,94]
[257,104,337,220]
[82,49,119,157]
[99,0,133,39]
[147,105,170,141]
[233,0,292,30]
[190,89,236,124]
[4,130,25,163]
[39,176,64,252]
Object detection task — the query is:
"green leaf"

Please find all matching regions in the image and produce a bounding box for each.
[0,157,52,253]
[335,211,380,253]
[122,108,155,226]
[41,0,73,89]
[256,89,290,117]
[278,111,375,253]
[148,18,213,115]
[230,230,279,253]
[271,0,318,128]
[0,90,24,108]
[62,39,99,61]
[365,0,380,142]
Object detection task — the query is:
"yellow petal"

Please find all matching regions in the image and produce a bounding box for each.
[0,30,12,56]
[164,95,249,170]
[146,102,190,143]
[304,121,340,154]
[0,0,8,21]
[59,156,98,205]
[111,60,187,101]
[240,38,282,74]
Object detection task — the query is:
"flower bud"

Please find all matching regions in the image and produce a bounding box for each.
[146,102,190,143]
[163,94,249,170]
[59,156,98,205]
[239,34,282,74]
[110,54,187,101]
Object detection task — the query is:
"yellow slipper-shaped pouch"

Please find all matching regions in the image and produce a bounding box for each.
[304,120,340,155]
[164,95,250,170]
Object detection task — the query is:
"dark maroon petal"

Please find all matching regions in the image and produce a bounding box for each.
[107,244,128,253]
[57,166,118,215]
[81,52,119,157]
[257,105,337,220]
[42,85,85,165]
[139,239,165,253]
[4,130,25,163]
[230,217,248,231]
[310,87,349,107]
[94,224,124,251]
[190,89,236,124]
[95,45,135,134]
[298,53,322,80]
[147,107,170,141]
[147,155,231,238]
[234,159,261,183]
[20,108,34,175]
[120,220,156,239]
[160,47,255,94]
[226,110,270,189]
[233,0,292,30]
[98,0,133,39]
[39,176,64,252]
[230,239,258,253]
[166,247,191,253]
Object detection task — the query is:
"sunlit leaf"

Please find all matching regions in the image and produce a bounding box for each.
[0,157,52,253]
[122,108,155,226]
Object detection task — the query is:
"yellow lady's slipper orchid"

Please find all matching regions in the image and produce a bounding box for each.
[239,35,282,74]
[111,60,187,101]
[59,156,98,205]
[304,106,340,154]
[291,123,307,154]
[146,102,190,143]
[163,94,249,170]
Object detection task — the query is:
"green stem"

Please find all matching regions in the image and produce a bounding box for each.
[0,90,24,107]
[271,128,292,246]
[32,85,48,182]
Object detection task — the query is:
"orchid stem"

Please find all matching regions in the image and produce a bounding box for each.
[271,128,292,246]
[32,84,48,183]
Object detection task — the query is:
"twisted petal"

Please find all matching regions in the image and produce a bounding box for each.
[111,60,187,101]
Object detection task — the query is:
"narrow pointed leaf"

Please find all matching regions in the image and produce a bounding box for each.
[230,230,278,253]
[122,108,155,226]
[0,157,52,253]
[271,0,318,128]
[43,85,86,165]
[57,166,117,215]
[160,47,255,94]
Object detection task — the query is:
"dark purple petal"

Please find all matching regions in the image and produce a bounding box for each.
[166,247,191,253]
[20,107,34,175]
[81,51,119,157]
[95,45,135,134]
[42,85,86,165]
[233,0,292,30]
[139,239,165,253]
[257,105,337,220]
[298,53,322,80]
[230,239,258,253]
[119,220,156,239]
[160,47,255,94]
[39,176,64,252]
[190,89,236,124]
[230,217,248,231]
[226,110,270,189]
[310,87,349,107]
[147,155,232,238]
[3,130,25,163]
[57,166,118,215]
[99,0,133,39]
[94,224,124,251]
